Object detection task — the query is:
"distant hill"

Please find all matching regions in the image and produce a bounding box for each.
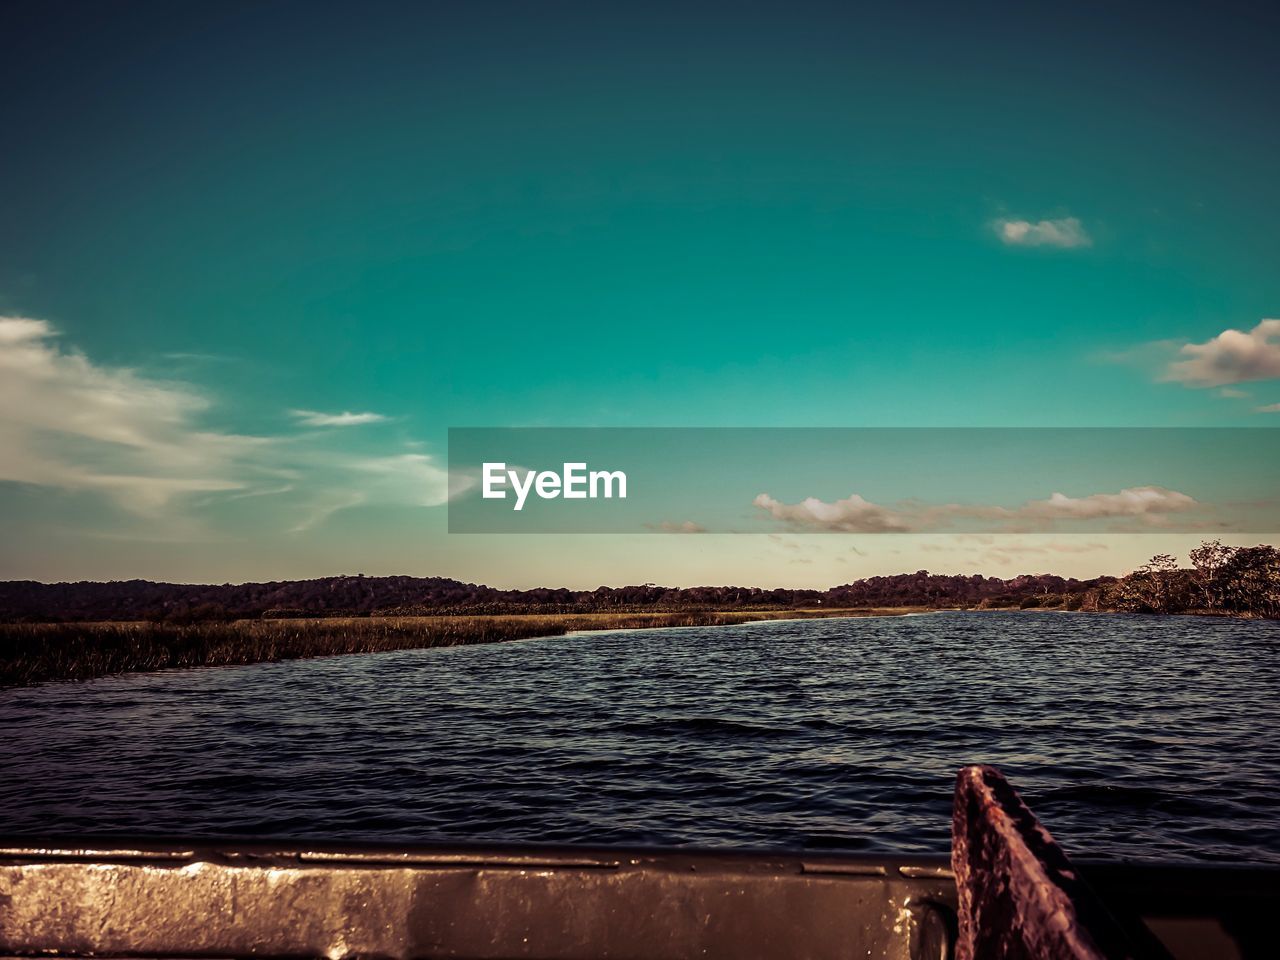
[0,571,1111,622]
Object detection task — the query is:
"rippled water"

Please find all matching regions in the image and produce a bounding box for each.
[2,611,1278,863]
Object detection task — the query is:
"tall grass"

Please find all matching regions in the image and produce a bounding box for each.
[0,609,891,688]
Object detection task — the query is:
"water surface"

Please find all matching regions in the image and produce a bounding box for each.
[2,611,1277,863]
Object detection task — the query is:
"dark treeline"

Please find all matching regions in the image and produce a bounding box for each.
[1,541,1276,622]
[0,571,1100,622]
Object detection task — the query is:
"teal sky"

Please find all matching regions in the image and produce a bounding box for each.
[2,1,1278,586]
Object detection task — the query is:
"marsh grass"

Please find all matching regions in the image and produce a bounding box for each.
[0,608,898,687]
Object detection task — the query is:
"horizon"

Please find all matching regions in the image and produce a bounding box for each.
[4,564,1106,590]
[0,546,1239,591]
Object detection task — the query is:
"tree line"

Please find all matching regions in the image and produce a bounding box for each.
[0,571,1105,622]
[0,541,1276,622]
[1098,541,1280,618]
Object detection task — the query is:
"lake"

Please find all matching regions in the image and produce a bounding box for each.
[1,611,1277,864]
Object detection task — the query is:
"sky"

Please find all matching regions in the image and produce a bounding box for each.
[1,0,1278,587]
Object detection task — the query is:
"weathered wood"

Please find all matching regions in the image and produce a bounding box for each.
[952,765,1171,960]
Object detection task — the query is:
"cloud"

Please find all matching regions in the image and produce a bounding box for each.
[752,486,1199,533]
[0,315,452,534]
[994,216,1091,248]
[972,539,1110,568]
[1004,542,1108,555]
[286,455,455,532]
[287,491,366,534]
[0,316,257,513]
[753,492,913,532]
[920,535,1110,567]
[1163,319,1280,387]
[0,316,55,344]
[1218,388,1249,399]
[1015,486,1197,522]
[163,352,234,363]
[1094,338,1182,372]
[289,409,389,427]
[649,520,707,534]
[342,452,454,506]
[998,545,1111,560]
[1257,403,1280,413]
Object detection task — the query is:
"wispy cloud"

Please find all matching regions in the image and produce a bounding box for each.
[287,491,366,534]
[922,535,1108,556]
[0,316,257,514]
[1094,338,1182,371]
[0,315,454,535]
[1257,403,1280,414]
[920,534,1109,567]
[994,216,1092,249]
[289,409,389,427]
[162,351,235,363]
[753,486,1200,533]
[974,539,1110,568]
[648,520,708,534]
[1162,319,1280,388]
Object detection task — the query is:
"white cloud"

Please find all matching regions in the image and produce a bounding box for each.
[1163,320,1280,387]
[1257,403,1280,413]
[0,315,452,533]
[753,486,1199,533]
[342,452,454,506]
[752,492,914,532]
[1015,486,1197,522]
[289,409,389,427]
[284,454,458,533]
[1218,388,1249,399]
[0,316,257,513]
[994,216,1092,248]
[0,316,55,344]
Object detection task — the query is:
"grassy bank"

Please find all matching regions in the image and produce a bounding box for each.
[0,608,914,688]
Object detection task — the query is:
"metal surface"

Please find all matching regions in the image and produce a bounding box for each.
[1,835,1276,958]
[0,839,957,959]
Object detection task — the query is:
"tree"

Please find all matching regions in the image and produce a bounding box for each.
[1109,554,1187,614]
[1189,540,1235,610]
[1142,554,1181,614]
[1219,545,1280,618]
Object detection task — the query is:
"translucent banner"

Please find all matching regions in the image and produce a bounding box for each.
[447,428,1280,534]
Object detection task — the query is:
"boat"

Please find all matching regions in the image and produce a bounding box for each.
[0,767,1273,959]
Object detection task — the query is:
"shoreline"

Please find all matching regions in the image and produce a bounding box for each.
[0,607,926,689]
[3,604,1272,690]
